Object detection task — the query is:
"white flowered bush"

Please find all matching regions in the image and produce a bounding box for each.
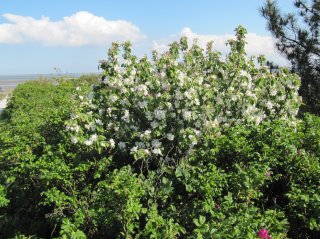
[66,26,301,167]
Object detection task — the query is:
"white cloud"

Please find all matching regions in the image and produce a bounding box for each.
[0,11,145,46]
[153,27,289,66]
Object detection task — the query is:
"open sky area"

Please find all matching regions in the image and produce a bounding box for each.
[0,0,296,75]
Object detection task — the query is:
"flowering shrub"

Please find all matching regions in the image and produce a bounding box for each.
[61,26,304,237]
[66,26,301,171]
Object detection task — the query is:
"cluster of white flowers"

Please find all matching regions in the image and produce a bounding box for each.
[65,31,301,165]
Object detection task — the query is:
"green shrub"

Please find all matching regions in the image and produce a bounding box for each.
[0,77,93,238]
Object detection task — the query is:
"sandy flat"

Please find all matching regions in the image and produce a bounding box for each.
[0,96,7,114]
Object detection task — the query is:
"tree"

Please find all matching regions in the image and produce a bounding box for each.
[261,0,320,114]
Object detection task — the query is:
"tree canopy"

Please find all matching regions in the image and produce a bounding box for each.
[261,0,320,114]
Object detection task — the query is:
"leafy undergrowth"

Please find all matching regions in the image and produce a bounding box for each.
[0,28,319,239]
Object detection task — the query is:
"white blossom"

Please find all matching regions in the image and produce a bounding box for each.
[184,88,195,99]
[122,110,130,123]
[109,139,115,148]
[178,71,185,81]
[239,70,251,79]
[130,69,137,76]
[110,95,118,102]
[70,113,78,120]
[151,139,161,148]
[162,82,170,91]
[266,101,273,110]
[141,130,151,139]
[95,119,103,126]
[189,137,198,146]
[138,101,148,109]
[151,121,159,129]
[114,65,120,73]
[90,134,98,142]
[135,84,148,96]
[84,139,93,146]
[231,95,237,101]
[131,146,138,153]
[175,90,183,100]
[167,133,174,141]
[270,89,277,96]
[152,148,162,155]
[118,142,126,150]
[124,59,132,65]
[123,78,133,85]
[154,109,166,120]
[71,136,78,144]
[182,111,192,121]
[245,90,256,98]
[212,119,219,128]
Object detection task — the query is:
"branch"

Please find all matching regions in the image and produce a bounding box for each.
[295,0,313,13]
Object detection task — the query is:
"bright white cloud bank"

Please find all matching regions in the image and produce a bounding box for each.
[0,11,145,46]
[0,12,288,66]
[153,27,289,66]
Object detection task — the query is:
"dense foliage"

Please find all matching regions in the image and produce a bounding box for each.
[0,77,97,238]
[261,0,320,114]
[0,27,320,239]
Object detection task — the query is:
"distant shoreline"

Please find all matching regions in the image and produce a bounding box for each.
[0,72,100,88]
[0,72,99,79]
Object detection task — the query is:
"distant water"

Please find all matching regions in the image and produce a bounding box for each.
[0,73,96,88]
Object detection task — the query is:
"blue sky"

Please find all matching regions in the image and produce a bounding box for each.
[0,0,295,75]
